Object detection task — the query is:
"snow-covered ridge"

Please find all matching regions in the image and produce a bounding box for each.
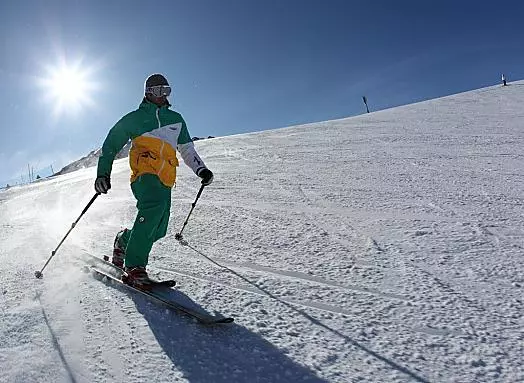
[53,145,127,176]
[1,81,523,382]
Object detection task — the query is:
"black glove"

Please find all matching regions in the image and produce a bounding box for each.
[197,168,214,186]
[94,175,111,194]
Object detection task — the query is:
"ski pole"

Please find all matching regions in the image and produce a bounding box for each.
[175,184,205,242]
[35,193,100,279]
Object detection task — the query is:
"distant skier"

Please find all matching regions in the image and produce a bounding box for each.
[502,74,507,86]
[94,73,214,290]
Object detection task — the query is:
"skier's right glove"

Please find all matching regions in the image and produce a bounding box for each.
[94,175,111,194]
[197,168,214,186]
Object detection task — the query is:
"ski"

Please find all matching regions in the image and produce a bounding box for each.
[121,273,177,287]
[80,251,125,274]
[79,252,176,286]
[89,266,234,325]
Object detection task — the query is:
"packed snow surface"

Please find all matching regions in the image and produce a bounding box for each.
[1,82,523,382]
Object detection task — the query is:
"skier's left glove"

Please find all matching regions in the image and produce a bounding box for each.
[197,168,214,186]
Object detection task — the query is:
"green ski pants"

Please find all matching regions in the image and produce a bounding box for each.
[118,174,172,268]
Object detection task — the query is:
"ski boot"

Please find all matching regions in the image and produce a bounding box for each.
[106,229,128,268]
[122,266,153,291]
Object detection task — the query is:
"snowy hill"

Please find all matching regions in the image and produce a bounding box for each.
[1,82,523,382]
[53,143,130,176]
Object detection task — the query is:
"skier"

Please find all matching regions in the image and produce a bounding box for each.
[502,74,507,86]
[94,73,214,290]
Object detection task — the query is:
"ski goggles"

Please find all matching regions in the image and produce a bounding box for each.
[145,85,172,97]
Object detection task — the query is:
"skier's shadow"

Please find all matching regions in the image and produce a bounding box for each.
[130,290,327,383]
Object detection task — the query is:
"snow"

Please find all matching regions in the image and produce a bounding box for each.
[1,82,523,382]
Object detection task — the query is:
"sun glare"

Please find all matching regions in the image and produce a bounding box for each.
[39,59,99,117]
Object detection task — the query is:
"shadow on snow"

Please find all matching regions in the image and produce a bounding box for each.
[131,290,328,383]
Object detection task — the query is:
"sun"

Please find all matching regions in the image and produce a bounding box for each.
[39,59,99,117]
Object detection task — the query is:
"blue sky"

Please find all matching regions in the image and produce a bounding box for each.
[1,0,523,185]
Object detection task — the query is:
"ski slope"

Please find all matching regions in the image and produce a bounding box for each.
[1,82,523,382]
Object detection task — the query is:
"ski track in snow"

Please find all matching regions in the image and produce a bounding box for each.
[1,82,524,382]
